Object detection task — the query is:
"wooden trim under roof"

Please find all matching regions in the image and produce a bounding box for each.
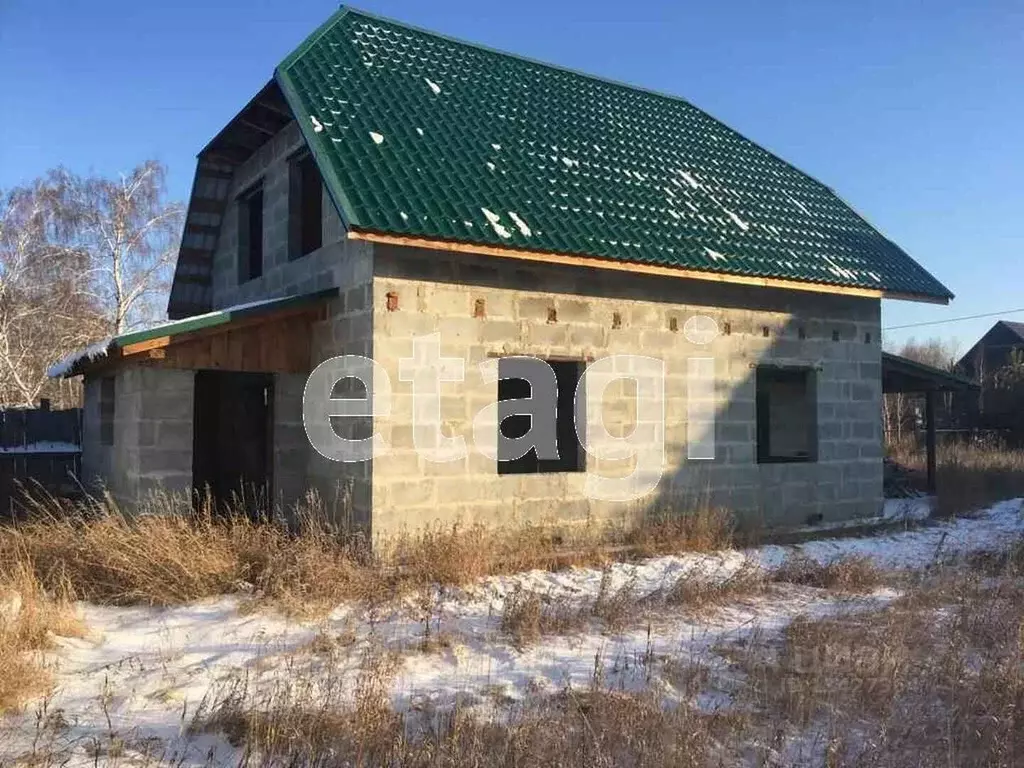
[347,229,950,305]
[67,290,336,378]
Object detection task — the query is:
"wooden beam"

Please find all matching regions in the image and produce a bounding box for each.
[121,336,172,356]
[925,389,937,495]
[347,229,948,305]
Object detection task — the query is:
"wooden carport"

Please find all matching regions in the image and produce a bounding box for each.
[882,352,979,494]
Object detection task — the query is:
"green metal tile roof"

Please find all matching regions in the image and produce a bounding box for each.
[275,6,951,302]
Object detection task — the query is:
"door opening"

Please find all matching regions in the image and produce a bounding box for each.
[192,370,273,519]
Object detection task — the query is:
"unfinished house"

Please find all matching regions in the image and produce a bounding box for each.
[53,7,953,536]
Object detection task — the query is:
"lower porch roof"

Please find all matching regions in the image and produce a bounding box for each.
[48,289,337,379]
[881,352,979,394]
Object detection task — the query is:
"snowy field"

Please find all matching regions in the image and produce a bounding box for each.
[2,497,1022,766]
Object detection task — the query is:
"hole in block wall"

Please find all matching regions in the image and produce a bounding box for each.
[832,329,840,342]
[547,307,557,324]
[474,298,486,318]
[762,326,770,338]
[386,291,399,312]
[612,311,622,329]
[865,332,872,344]
[669,316,679,332]
[723,321,732,336]
[798,326,806,340]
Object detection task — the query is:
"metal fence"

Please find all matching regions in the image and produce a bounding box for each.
[0,403,83,517]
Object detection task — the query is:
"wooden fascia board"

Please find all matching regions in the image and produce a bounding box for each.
[118,304,325,358]
[348,229,949,305]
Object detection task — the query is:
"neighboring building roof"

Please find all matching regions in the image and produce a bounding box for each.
[170,6,953,318]
[998,321,1024,342]
[955,319,1024,373]
[882,352,978,393]
[51,290,336,378]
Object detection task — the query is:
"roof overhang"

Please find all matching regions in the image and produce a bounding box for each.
[53,289,336,379]
[167,82,297,320]
[350,229,950,304]
[882,351,979,393]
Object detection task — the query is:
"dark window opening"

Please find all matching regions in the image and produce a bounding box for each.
[289,152,323,260]
[756,366,817,464]
[99,376,115,446]
[498,358,585,475]
[237,185,264,282]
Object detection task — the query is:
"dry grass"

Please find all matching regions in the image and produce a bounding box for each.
[188,549,1024,767]
[772,553,883,592]
[665,559,767,613]
[890,442,1024,517]
[0,563,84,713]
[0,490,733,617]
[620,505,734,557]
[195,664,734,768]
[728,558,1024,766]
[499,569,639,648]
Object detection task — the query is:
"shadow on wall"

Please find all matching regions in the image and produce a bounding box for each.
[372,245,883,534]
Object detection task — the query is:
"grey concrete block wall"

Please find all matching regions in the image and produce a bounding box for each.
[273,372,310,513]
[305,243,376,526]
[81,367,194,506]
[80,374,113,494]
[209,121,352,310]
[367,245,883,538]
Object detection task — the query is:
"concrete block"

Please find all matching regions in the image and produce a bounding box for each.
[558,299,591,323]
[518,297,555,321]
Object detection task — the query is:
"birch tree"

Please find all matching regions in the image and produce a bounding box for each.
[0,177,105,407]
[60,161,184,334]
[0,161,183,408]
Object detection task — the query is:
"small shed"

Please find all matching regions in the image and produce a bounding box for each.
[882,352,979,493]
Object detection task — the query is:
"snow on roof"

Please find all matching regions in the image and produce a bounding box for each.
[46,338,113,379]
[0,441,81,454]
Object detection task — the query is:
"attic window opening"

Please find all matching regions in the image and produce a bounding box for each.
[497,358,585,475]
[99,376,115,446]
[756,366,817,464]
[237,183,264,283]
[289,152,323,261]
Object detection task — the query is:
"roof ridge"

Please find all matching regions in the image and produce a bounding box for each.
[280,5,841,200]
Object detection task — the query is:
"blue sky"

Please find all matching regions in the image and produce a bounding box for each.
[1,0,1020,353]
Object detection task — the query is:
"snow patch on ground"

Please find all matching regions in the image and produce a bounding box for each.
[2,499,1021,765]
